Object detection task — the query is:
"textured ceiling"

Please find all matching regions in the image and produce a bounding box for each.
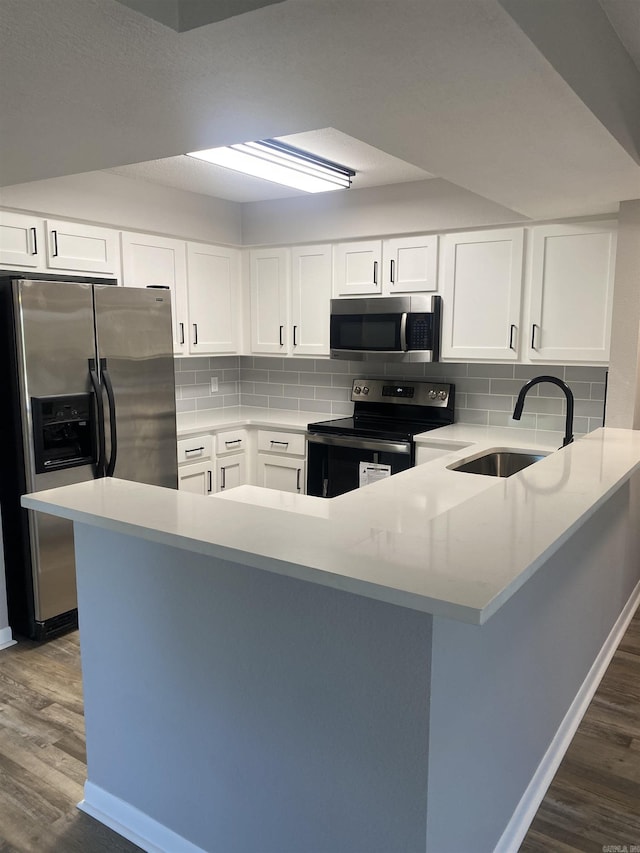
[599,0,640,73]
[1,0,639,218]
[115,0,286,32]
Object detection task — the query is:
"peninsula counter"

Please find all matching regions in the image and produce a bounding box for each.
[22,427,640,852]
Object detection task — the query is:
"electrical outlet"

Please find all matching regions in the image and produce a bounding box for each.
[210,377,219,393]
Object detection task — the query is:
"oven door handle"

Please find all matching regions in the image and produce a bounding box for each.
[306,432,412,455]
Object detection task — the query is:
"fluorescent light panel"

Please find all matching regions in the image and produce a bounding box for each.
[187,139,355,193]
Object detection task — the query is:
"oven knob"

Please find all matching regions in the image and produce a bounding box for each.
[438,390,448,401]
[428,390,437,400]
[362,386,369,395]
[354,385,362,394]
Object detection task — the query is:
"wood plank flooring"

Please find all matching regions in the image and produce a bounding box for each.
[520,609,640,852]
[0,632,141,852]
[0,611,638,852]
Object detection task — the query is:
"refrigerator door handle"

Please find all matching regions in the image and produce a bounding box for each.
[100,358,118,477]
[88,358,106,478]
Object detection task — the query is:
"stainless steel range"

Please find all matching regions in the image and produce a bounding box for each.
[306,378,455,498]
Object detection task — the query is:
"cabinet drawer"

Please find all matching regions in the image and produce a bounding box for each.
[177,434,213,464]
[216,428,248,456]
[257,430,305,456]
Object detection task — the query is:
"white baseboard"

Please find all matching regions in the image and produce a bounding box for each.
[79,781,208,853]
[494,579,640,853]
[0,626,16,651]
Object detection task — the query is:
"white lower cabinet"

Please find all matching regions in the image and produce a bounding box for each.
[255,429,306,494]
[217,454,246,491]
[178,461,214,495]
[256,455,305,493]
[177,434,214,495]
[214,428,248,492]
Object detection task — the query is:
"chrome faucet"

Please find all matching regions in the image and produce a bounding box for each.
[512,375,574,448]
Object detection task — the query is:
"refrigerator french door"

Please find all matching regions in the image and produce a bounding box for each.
[0,278,178,640]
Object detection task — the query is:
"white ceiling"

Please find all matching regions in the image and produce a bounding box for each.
[1,0,639,219]
[106,128,435,202]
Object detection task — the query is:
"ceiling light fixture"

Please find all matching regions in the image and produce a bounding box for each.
[186,139,355,193]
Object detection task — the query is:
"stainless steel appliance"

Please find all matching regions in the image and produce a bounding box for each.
[0,277,178,639]
[330,295,441,362]
[306,378,455,498]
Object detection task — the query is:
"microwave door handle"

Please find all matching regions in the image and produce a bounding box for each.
[400,312,408,351]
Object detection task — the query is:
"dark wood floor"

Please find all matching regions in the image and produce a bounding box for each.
[0,611,638,853]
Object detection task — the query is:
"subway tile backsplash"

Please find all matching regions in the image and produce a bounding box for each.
[174,356,607,435]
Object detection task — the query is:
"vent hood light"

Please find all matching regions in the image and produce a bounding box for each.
[186,139,355,193]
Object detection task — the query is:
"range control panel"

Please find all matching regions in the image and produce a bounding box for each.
[350,378,453,407]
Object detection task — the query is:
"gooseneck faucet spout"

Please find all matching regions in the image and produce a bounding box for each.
[513,375,575,448]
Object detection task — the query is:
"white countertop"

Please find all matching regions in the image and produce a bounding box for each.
[21,426,640,625]
[177,407,336,437]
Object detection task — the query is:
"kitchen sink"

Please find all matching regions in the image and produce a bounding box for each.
[448,448,549,478]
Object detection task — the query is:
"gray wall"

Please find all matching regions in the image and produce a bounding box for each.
[426,474,640,851]
[75,525,433,853]
[175,356,607,434]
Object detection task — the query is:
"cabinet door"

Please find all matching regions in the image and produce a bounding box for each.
[333,241,382,296]
[178,461,214,495]
[291,244,332,356]
[383,235,438,293]
[46,219,119,276]
[217,453,246,492]
[121,232,188,355]
[527,223,616,363]
[187,243,240,354]
[256,454,305,493]
[250,248,289,353]
[440,228,524,360]
[0,211,44,269]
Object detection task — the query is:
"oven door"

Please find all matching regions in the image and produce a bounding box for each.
[306,433,413,498]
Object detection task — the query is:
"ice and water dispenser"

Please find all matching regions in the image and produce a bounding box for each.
[31,394,95,474]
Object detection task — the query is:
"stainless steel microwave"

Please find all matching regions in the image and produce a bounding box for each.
[330,295,441,362]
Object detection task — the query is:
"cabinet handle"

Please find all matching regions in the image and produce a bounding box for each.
[207,470,212,493]
[51,230,58,257]
[279,325,284,346]
[293,325,298,346]
[224,439,241,446]
[221,467,226,489]
[373,261,378,286]
[193,323,198,345]
[509,324,517,351]
[531,323,539,351]
[179,322,185,345]
[30,227,38,256]
[296,468,301,492]
[270,440,289,447]
[185,446,205,454]
[390,259,395,284]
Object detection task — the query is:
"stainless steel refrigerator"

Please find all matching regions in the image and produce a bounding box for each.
[0,277,178,640]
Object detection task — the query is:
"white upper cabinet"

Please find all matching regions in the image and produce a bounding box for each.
[440,228,525,361]
[45,219,119,276]
[0,211,118,277]
[526,222,616,364]
[250,248,290,354]
[290,244,332,356]
[120,232,188,355]
[334,236,439,296]
[186,243,240,355]
[0,211,43,269]
[383,235,438,293]
[333,240,382,295]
